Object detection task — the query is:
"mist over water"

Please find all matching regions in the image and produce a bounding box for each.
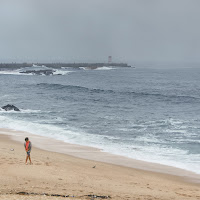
[0,66,200,174]
[1,0,200,63]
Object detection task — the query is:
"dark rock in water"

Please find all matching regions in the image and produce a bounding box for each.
[18,64,55,76]
[1,104,20,111]
[19,69,55,76]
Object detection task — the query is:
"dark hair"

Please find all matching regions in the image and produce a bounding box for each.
[25,137,29,141]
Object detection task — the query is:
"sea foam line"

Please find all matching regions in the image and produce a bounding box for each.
[0,114,199,174]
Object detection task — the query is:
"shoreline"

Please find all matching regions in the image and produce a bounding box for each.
[0,130,200,200]
[0,128,200,184]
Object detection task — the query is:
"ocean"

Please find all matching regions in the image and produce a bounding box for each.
[0,65,200,174]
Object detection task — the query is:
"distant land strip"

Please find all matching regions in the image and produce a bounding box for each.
[0,62,132,69]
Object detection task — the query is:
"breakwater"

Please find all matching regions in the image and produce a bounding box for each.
[0,62,131,70]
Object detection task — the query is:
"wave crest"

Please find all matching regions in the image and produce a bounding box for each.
[36,83,200,103]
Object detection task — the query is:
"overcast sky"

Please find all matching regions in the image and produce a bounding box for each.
[0,0,200,64]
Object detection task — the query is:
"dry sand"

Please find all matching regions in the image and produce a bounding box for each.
[0,129,200,200]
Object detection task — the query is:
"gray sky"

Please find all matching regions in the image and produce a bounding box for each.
[0,0,200,63]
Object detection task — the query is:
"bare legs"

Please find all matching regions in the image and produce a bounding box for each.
[25,154,32,165]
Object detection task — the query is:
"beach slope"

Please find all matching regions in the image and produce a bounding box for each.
[0,134,199,200]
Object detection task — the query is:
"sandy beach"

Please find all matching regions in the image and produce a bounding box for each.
[0,129,200,200]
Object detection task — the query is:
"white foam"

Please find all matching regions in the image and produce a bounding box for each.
[0,70,32,76]
[52,69,73,75]
[79,66,116,71]
[95,66,116,70]
[0,115,82,141]
[0,66,74,76]
[20,109,42,113]
[0,108,41,114]
[99,141,200,174]
[79,67,87,70]
[0,110,19,114]
[0,114,199,174]
[19,64,50,72]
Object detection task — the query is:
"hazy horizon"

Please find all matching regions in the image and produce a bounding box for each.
[0,0,200,65]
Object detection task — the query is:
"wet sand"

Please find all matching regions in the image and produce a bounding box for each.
[0,129,199,200]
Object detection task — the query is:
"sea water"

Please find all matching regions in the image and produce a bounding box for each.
[0,65,200,174]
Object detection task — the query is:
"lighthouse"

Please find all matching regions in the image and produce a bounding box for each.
[108,56,112,63]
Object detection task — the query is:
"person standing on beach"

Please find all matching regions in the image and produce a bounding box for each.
[24,137,32,165]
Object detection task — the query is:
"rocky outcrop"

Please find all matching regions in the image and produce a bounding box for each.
[19,69,55,75]
[1,104,20,111]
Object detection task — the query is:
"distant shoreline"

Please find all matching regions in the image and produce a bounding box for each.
[0,62,132,70]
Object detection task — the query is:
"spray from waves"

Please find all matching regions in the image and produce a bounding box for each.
[79,67,89,70]
[0,67,73,76]
[29,65,74,75]
[95,66,117,70]
[0,114,199,174]
[52,69,73,75]
[0,70,32,76]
